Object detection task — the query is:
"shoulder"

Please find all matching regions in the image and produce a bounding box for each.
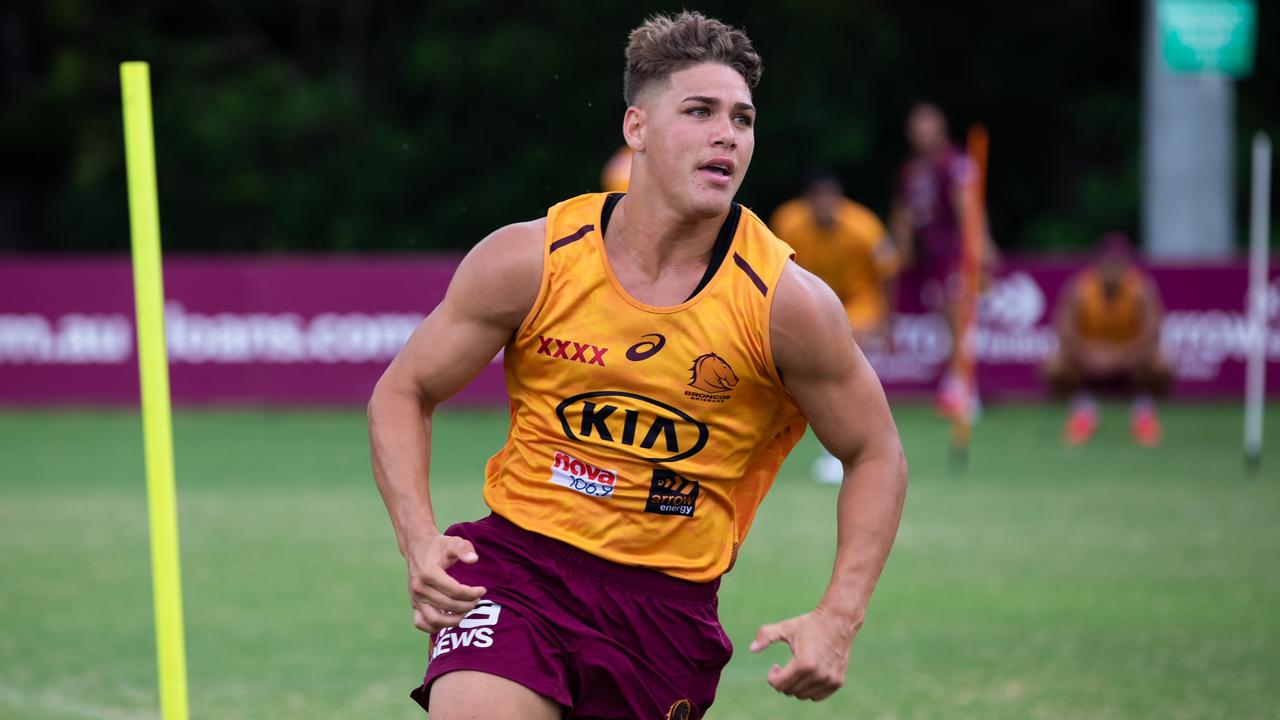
[1060,268,1092,300]
[460,218,545,279]
[738,205,798,269]
[1131,268,1163,302]
[447,218,546,329]
[943,147,976,184]
[770,262,851,375]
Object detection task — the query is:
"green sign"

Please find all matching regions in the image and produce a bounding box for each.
[1158,0,1257,77]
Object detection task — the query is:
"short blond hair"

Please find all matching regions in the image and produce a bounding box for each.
[623,11,763,106]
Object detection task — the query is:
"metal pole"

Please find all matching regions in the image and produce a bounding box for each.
[1244,132,1271,473]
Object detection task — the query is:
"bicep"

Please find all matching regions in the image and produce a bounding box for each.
[772,264,899,463]
[793,340,898,464]
[376,222,542,408]
[381,296,513,409]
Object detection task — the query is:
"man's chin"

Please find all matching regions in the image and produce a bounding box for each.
[684,188,735,219]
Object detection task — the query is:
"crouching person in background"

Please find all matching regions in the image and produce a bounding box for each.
[1043,233,1172,447]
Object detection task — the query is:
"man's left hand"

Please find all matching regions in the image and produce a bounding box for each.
[749,607,858,700]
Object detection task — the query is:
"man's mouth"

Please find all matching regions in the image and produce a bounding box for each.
[697,159,735,185]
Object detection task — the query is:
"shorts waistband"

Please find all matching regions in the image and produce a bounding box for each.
[485,513,720,603]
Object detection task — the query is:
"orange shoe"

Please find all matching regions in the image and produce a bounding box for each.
[1064,409,1097,446]
[1132,410,1162,447]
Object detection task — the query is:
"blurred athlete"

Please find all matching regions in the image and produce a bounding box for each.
[369,11,907,719]
[889,102,996,417]
[771,172,900,348]
[1043,233,1170,446]
[771,173,900,484]
[601,145,633,192]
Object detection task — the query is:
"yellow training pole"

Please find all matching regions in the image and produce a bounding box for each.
[120,61,191,720]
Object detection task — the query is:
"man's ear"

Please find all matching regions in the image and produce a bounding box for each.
[623,106,645,152]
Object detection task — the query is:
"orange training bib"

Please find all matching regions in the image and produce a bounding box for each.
[482,193,807,582]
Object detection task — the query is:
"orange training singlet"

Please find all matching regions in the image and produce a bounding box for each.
[770,197,897,331]
[482,193,808,582]
[1076,267,1145,343]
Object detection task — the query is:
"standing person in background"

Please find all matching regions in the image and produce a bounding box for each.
[890,102,996,418]
[771,172,900,484]
[601,145,633,192]
[771,172,900,349]
[1043,233,1170,447]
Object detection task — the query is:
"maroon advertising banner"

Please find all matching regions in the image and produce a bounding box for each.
[1,255,1277,405]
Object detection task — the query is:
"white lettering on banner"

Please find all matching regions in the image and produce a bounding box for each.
[0,313,132,364]
[868,274,1280,384]
[1163,281,1280,379]
[164,303,422,364]
[0,303,506,366]
[979,271,1045,330]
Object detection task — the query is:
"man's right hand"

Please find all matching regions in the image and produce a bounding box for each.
[405,533,487,634]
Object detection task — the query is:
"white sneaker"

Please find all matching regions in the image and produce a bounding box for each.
[812,452,843,485]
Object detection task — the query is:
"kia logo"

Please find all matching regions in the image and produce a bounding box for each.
[555,390,708,463]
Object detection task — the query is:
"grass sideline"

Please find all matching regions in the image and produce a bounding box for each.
[2,404,1278,719]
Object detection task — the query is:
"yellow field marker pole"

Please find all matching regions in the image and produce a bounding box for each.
[120,61,190,720]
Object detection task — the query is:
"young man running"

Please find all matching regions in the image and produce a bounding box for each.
[369,12,907,718]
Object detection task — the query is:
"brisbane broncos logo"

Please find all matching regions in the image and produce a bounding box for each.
[687,353,738,394]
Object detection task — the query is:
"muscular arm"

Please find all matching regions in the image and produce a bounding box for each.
[750,263,908,700]
[1056,278,1086,364]
[368,219,543,632]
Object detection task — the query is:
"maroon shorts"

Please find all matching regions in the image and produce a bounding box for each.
[410,514,732,719]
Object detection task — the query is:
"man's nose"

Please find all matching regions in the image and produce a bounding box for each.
[711,116,736,148]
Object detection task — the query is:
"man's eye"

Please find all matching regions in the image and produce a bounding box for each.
[735,114,754,127]
[687,107,710,117]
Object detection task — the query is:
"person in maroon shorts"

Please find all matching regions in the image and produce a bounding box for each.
[369,12,908,718]
[890,102,997,417]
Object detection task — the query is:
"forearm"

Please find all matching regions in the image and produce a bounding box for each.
[368,382,441,557]
[817,446,908,628]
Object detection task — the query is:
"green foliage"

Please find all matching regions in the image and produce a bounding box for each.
[2,1,1276,253]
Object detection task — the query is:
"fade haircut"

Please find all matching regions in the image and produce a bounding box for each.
[623,11,763,106]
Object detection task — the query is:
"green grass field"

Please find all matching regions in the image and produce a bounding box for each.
[2,403,1279,719]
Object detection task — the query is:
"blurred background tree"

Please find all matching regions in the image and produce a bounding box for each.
[1,0,1275,253]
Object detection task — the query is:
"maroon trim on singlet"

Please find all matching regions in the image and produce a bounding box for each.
[732,252,768,297]
[550,224,594,253]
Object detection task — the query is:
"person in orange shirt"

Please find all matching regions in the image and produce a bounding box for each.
[771,173,900,484]
[1043,233,1171,446]
[770,173,900,348]
[601,145,633,192]
[368,12,907,719]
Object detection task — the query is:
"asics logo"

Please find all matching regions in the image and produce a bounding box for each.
[626,333,666,362]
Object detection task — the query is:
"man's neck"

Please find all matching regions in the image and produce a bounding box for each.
[605,184,728,281]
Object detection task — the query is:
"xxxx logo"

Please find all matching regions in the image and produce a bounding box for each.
[536,335,607,366]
